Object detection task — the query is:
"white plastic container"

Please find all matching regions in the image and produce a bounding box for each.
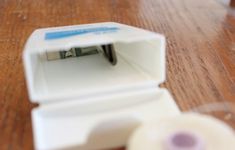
[23,22,180,150]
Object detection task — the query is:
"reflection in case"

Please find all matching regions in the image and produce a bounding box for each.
[23,22,180,150]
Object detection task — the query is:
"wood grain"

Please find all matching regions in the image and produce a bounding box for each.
[0,0,235,149]
[231,0,235,6]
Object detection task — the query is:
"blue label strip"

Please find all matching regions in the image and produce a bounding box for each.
[45,26,119,40]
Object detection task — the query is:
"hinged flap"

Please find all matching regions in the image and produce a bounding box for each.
[32,89,180,150]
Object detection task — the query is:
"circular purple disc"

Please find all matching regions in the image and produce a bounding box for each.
[164,131,205,150]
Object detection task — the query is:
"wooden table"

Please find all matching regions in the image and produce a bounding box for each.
[0,0,235,149]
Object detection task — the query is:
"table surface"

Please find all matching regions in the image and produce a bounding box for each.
[0,0,235,149]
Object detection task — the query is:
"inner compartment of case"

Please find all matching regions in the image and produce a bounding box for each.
[28,39,163,101]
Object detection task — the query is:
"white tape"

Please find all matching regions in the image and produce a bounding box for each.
[127,113,235,150]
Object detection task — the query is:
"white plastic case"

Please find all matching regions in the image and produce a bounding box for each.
[23,22,180,150]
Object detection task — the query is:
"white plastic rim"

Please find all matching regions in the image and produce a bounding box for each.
[127,113,235,150]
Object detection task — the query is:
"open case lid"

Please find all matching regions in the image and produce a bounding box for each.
[32,88,180,150]
[23,22,166,103]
